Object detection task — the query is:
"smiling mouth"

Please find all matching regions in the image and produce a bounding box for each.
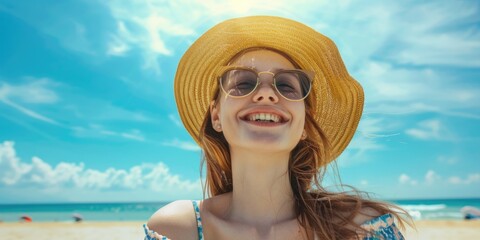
[242,112,287,126]
[248,113,281,123]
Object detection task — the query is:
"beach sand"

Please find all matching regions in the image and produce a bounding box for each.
[404,220,480,240]
[0,220,479,239]
[0,221,145,240]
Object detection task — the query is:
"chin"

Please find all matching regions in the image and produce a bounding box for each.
[237,139,298,153]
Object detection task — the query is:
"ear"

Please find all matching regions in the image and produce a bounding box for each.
[301,129,307,140]
[210,100,222,132]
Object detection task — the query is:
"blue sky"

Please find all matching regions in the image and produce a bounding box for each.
[0,0,479,204]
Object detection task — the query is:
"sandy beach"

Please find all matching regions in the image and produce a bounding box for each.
[0,220,479,239]
[0,221,145,240]
[404,220,480,239]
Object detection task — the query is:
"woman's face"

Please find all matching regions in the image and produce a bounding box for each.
[210,49,306,153]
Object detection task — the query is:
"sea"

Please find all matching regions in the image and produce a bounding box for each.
[0,198,479,222]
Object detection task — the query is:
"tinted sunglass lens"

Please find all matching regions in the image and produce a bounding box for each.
[275,71,311,100]
[221,70,257,96]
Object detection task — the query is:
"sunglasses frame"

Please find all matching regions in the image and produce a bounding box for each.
[217,66,314,102]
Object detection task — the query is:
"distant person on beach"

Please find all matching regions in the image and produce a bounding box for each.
[144,16,410,240]
[461,206,480,220]
[73,214,83,223]
[20,215,32,222]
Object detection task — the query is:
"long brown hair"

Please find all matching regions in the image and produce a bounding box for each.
[198,47,410,239]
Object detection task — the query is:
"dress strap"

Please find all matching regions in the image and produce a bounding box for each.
[192,200,204,240]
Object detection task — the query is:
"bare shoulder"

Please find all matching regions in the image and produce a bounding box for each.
[353,207,383,225]
[147,200,198,239]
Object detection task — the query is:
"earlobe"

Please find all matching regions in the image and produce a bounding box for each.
[210,101,222,132]
[301,130,307,140]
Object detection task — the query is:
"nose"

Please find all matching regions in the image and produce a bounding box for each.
[252,71,279,103]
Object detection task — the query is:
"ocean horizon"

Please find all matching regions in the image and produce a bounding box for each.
[1,198,479,223]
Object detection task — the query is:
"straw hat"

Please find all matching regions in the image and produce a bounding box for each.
[175,16,364,162]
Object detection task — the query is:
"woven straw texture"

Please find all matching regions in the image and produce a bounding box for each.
[174,16,364,162]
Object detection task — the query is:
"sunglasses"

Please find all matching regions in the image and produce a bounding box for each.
[218,67,313,101]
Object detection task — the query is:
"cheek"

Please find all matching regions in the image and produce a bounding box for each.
[296,108,307,141]
[292,103,306,125]
[217,99,241,126]
[296,113,306,132]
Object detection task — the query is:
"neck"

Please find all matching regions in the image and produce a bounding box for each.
[226,147,296,226]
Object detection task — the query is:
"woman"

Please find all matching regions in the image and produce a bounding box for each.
[144,16,409,240]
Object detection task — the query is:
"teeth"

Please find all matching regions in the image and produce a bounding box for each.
[247,113,281,123]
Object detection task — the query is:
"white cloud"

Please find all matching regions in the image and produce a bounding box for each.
[405,119,458,141]
[0,78,59,104]
[467,174,480,184]
[143,15,191,54]
[121,129,145,141]
[0,141,31,185]
[399,171,480,187]
[46,20,96,55]
[305,1,480,70]
[161,139,201,151]
[72,124,145,142]
[106,22,128,56]
[349,117,387,150]
[339,117,400,166]
[107,36,129,56]
[448,174,480,185]
[389,2,480,67]
[72,125,200,150]
[437,156,459,165]
[0,141,201,194]
[168,114,183,128]
[0,2,97,55]
[106,21,133,56]
[399,174,417,186]
[0,76,155,129]
[359,61,480,118]
[65,98,152,123]
[356,117,400,140]
[102,1,200,74]
[334,1,480,68]
[425,170,440,185]
[405,119,441,140]
[341,2,480,121]
[448,176,463,185]
[99,0,325,74]
[0,78,63,125]
[1,98,60,125]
